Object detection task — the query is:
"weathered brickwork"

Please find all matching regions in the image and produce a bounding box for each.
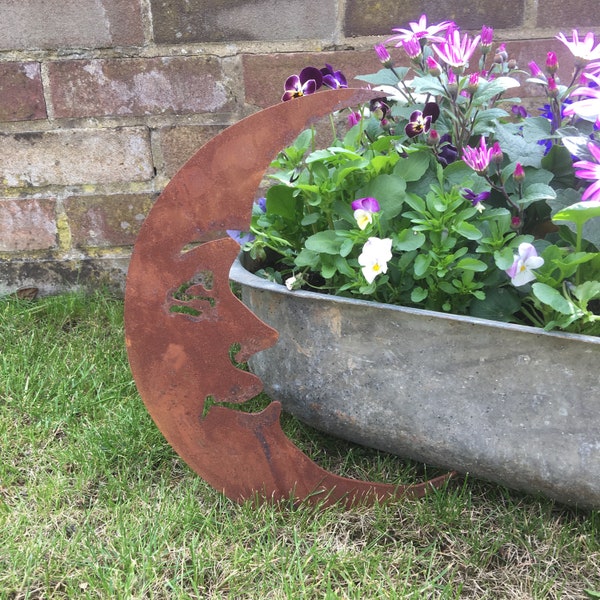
[0,0,144,50]
[0,63,46,122]
[49,57,235,119]
[150,0,338,44]
[0,0,599,295]
[345,0,526,37]
[0,198,57,251]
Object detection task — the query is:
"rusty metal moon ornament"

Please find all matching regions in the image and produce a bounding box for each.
[124,88,453,507]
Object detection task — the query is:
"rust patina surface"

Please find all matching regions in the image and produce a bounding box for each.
[124,88,453,507]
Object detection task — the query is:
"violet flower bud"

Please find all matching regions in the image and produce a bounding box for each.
[546,51,559,75]
[374,43,393,68]
[480,26,494,51]
[426,56,442,77]
[491,141,503,165]
[513,162,525,183]
[547,76,560,98]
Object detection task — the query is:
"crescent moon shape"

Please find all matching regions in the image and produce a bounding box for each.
[124,88,453,507]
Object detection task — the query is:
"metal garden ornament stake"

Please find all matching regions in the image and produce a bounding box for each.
[124,88,453,507]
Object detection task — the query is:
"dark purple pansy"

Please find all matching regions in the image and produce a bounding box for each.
[369,98,391,123]
[320,64,348,89]
[405,102,440,137]
[437,133,458,166]
[282,66,323,101]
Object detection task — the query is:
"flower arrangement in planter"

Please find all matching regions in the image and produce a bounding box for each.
[235,16,600,336]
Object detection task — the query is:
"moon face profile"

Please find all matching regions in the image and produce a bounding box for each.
[124,88,451,507]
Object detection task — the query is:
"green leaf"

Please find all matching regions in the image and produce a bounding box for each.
[573,280,600,304]
[414,254,431,277]
[494,247,515,270]
[532,283,573,315]
[494,124,546,167]
[305,231,345,255]
[472,108,509,134]
[266,185,298,220]
[359,174,406,219]
[519,182,556,208]
[300,212,320,226]
[410,74,448,96]
[395,229,426,251]
[469,287,521,321]
[410,286,428,302]
[541,144,576,188]
[393,151,431,182]
[552,200,600,228]
[295,248,319,268]
[354,68,409,86]
[549,192,600,249]
[455,257,488,272]
[470,77,519,105]
[522,116,553,143]
[339,237,354,258]
[334,254,354,277]
[453,221,483,241]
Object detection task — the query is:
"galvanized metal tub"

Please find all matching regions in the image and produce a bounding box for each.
[230,257,600,508]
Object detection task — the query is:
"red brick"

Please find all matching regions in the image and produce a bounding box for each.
[0,63,46,122]
[345,0,525,37]
[0,128,152,188]
[0,0,143,51]
[64,193,156,248]
[243,50,385,108]
[157,125,228,178]
[49,57,234,119]
[0,198,57,251]
[537,1,600,28]
[503,39,577,101]
[150,0,336,44]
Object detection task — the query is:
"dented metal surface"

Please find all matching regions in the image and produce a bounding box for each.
[124,88,453,507]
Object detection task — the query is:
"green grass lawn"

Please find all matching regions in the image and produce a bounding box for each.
[1,292,599,599]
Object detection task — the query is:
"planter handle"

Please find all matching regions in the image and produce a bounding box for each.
[124,88,454,507]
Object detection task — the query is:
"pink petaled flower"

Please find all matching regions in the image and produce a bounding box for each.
[374,43,393,67]
[573,142,600,201]
[467,72,480,94]
[556,30,600,66]
[480,25,494,49]
[462,136,493,173]
[347,111,362,127]
[432,28,482,73]
[401,35,422,59]
[564,73,600,125]
[587,60,600,76]
[388,14,454,45]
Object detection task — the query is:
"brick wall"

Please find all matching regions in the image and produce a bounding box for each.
[1,0,599,295]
